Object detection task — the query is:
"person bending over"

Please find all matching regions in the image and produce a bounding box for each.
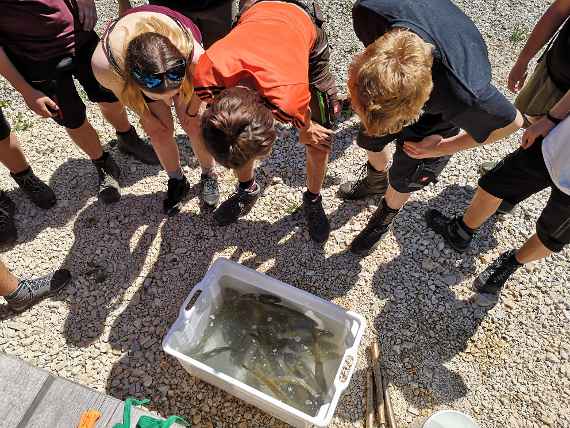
[93,6,220,215]
[342,0,523,255]
[194,0,339,243]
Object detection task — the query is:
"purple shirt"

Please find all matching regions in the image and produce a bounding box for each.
[0,0,90,62]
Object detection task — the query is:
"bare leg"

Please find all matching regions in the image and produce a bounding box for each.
[463,187,503,230]
[98,101,131,133]
[305,144,329,194]
[236,160,256,182]
[367,147,390,172]
[175,96,215,172]
[383,184,411,210]
[0,132,29,173]
[0,260,18,296]
[66,120,104,160]
[140,102,180,173]
[515,234,553,264]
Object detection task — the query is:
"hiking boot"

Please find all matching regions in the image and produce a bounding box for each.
[200,172,220,208]
[474,250,521,295]
[163,175,190,216]
[0,191,17,245]
[303,192,330,243]
[214,183,261,226]
[425,209,474,253]
[10,167,56,209]
[478,161,515,215]
[350,200,399,255]
[338,162,388,200]
[93,152,121,204]
[5,269,72,313]
[117,126,160,165]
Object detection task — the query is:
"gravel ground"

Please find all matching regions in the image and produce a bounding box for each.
[1,0,569,427]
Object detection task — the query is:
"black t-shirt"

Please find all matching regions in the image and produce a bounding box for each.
[546,18,570,91]
[352,0,517,143]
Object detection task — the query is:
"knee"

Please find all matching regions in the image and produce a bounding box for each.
[147,124,175,147]
[306,144,329,163]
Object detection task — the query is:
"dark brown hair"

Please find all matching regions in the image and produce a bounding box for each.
[201,87,277,169]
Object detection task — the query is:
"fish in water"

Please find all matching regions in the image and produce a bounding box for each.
[186,287,344,416]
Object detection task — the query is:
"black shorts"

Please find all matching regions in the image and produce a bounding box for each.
[0,108,10,140]
[150,0,234,48]
[6,32,118,130]
[357,113,460,193]
[478,139,570,252]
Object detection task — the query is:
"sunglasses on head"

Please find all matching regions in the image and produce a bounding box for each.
[132,59,187,90]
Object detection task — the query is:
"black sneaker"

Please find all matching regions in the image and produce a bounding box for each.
[479,162,515,215]
[5,269,72,313]
[200,173,220,208]
[117,126,160,165]
[338,162,388,200]
[10,168,56,209]
[163,175,190,216]
[0,191,17,245]
[214,183,261,226]
[474,250,521,294]
[350,201,399,255]
[425,209,473,253]
[303,192,330,243]
[93,152,121,204]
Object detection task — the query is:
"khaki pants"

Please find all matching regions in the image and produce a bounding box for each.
[515,59,565,117]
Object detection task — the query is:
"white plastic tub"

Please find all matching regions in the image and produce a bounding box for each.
[163,258,365,428]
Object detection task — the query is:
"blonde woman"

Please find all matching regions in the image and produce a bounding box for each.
[92,5,219,215]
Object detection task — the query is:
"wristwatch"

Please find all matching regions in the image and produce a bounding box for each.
[546,111,565,125]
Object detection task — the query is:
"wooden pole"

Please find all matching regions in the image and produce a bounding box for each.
[369,343,387,427]
[366,369,376,428]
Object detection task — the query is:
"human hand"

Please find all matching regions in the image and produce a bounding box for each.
[521,116,555,149]
[507,58,529,93]
[77,0,98,31]
[299,121,334,153]
[24,89,59,118]
[403,134,444,159]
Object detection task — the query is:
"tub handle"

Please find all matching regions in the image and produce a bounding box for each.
[180,281,206,320]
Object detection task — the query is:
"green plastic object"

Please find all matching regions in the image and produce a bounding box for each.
[113,398,191,428]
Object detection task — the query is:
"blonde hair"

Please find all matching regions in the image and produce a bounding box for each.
[114,17,194,116]
[348,29,434,136]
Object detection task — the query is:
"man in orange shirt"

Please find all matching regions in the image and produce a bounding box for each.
[193,0,339,243]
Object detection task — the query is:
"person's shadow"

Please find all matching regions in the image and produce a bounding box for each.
[335,184,501,424]
[102,195,364,424]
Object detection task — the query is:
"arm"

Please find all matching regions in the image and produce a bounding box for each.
[521,88,570,147]
[509,0,570,92]
[0,47,58,117]
[403,110,524,158]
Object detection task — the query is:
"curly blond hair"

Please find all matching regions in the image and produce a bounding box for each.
[348,29,434,136]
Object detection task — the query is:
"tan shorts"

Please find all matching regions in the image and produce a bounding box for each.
[515,59,565,117]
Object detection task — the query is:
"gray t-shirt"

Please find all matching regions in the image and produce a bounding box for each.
[543,117,570,195]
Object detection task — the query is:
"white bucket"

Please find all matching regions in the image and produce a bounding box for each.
[163,258,366,428]
[423,410,479,428]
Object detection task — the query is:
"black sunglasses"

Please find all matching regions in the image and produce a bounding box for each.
[132,59,187,90]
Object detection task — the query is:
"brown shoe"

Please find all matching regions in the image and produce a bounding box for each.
[338,162,388,200]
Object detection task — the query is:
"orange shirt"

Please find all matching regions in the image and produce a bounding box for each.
[193,2,316,128]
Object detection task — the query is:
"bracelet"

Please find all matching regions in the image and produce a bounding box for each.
[546,111,564,125]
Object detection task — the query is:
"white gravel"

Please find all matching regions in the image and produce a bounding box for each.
[1,0,569,427]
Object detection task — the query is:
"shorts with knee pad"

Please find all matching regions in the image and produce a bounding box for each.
[0,108,11,140]
[356,112,460,193]
[478,138,570,252]
[5,32,118,129]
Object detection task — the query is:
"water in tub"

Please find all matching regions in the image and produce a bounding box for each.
[171,276,350,416]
